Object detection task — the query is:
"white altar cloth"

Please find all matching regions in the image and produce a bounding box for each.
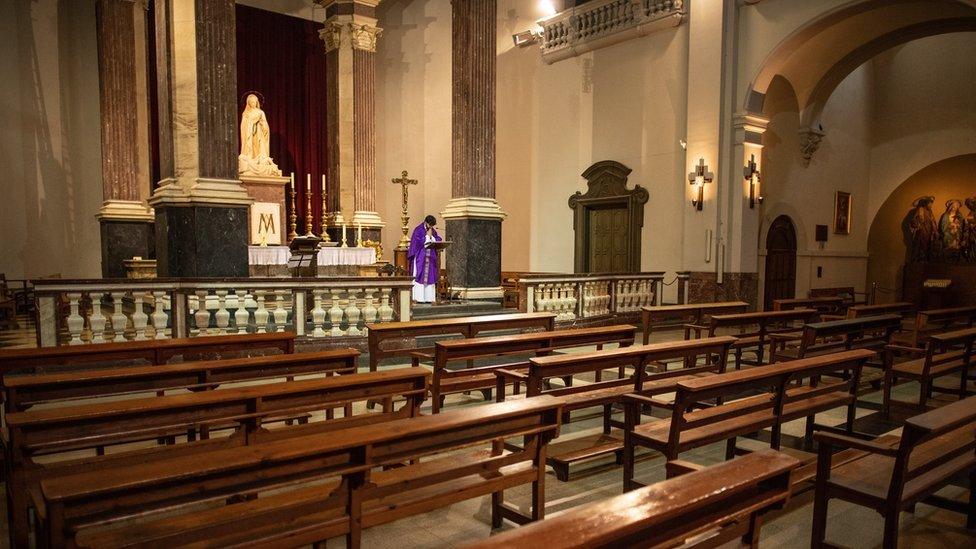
[247,245,376,266]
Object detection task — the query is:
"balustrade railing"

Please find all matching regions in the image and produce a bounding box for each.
[518,272,664,322]
[538,0,685,63]
[32,277,413,347]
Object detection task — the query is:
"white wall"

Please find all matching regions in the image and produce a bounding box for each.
[0,0,103,279]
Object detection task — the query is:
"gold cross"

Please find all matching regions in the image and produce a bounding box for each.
[392,170,418,249]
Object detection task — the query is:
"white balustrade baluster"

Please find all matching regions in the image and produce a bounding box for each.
[253,291,269,333]
[272,291,289,332]
[345,289,362,337]
[378,289,394,322]
[214,291,230,334]
[566,284,578,320]
[108,291,128,341]
[131,293,149,341]
[194,291,211,336]
[151,291,168,339]
[89,292,108,344]
[66,292,85,345]
[311,290,327,337]
[362,288,378,328]
[233,290,250,334]
[328,288,345,336]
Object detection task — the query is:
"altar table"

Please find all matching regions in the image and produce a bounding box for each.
[247,246,376,267]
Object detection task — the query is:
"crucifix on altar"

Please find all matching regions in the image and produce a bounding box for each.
[392,170,418,275]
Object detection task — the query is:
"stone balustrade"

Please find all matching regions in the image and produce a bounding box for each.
[538,0,685,64]
[518,272,664,322]
[32,277,413,347]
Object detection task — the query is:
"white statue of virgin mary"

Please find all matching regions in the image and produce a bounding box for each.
[238,93,282,177]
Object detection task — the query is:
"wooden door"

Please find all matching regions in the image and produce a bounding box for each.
[764,215,797,310]
[586,206,630,273]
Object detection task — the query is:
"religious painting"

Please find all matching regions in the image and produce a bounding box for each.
[833,191,852,235]
[250,202,283,245]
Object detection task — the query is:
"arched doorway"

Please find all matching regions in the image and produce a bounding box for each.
[764,215,797,310]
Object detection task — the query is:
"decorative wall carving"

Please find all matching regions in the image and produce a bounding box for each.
[569,160,648,273]
[798,126,825,167]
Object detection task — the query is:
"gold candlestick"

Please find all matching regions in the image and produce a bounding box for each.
[391,170,418,249]
[287,173,298,242]
[304,174,313,235]
[319,174,331,242]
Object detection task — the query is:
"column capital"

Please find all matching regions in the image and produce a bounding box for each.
[732,112,769,147]
[319,20,381,53]
[441,197,507,221]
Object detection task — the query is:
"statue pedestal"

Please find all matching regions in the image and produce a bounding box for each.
[241,174,290,245]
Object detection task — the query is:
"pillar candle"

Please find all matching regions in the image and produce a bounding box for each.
[306,174,311,194]
[342,223,347,241]
[290,173,295,192]
[357,223,362,246]
[321,174,326,194]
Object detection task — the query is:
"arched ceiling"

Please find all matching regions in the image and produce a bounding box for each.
[747,0,976,127]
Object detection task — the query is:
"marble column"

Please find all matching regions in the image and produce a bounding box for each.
[94,0,155,278]
[149,0,251,277]
[443,0,506,299]
[316,0,384,243]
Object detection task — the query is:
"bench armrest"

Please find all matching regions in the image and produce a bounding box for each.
[494,368,528,382]
[813,431,899,457]
[494,368,529,403]
[884,344,925,356]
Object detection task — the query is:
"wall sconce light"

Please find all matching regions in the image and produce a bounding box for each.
[687,158,713,211]
[512,28,542,48]
[743,153,763,209]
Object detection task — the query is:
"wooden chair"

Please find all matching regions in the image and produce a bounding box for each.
[622,349,875,488]
[683,308,817,369]
[462,450,799,549]
[52,397,564,549]
[883,327,976,416]
[812,396,976,549]
[365,312,556,371]
[509,336,735,480]
[428,324,636,412]
[640,301,749,344]
[5,369,429,548]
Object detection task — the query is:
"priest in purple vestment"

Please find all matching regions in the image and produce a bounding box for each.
[408,215,442,303]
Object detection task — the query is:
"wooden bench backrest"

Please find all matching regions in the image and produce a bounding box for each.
[40,396,564,543]
[797,314,902,354]
[922,327,976,376]
[526,336,737,398]
[0,332,296,372]
[434,324,636,364]
[3,348,360,412]
[6,368,429,462]
[809,286,855,300]
[707,308,818,333]
[893,396,976,497]
[772,296,844,312]
[640,302,749,343]
[846,302,913,319]
[916,305,976,334]
[460,449,799,549]
[367,312,556,333]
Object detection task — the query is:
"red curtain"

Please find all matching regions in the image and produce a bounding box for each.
[236,4,328,231]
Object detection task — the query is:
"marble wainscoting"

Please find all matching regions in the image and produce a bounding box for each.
[444,218,502,297]
[154,204,249,277]
[687,271,759,309]
[99,220,155,278]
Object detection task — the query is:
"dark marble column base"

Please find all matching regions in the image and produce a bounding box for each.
[444,217,502,296]
[154,204,249,277]
[688,271,759,310]
[99,220,155,279]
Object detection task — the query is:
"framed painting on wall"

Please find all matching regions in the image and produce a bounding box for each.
[834,191,852,235]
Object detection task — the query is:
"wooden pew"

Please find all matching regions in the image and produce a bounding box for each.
[844,301,913,319]
[883,327,976,415]
[772,296,845,314]
[892,305,976,348]
[684,308,817,369]
[0,332,296,374]
[463,449,799,549]
[640,301,748,344]
[428,324,636,412]
[812,396,976,549]
[49,397,564,549]
[769,315,903,367]
[508,336,736,480]
[4,348,359,413]
[622,349,875,488]
[809,286,864,307]
[365,312,556,371]
[5,369,429,548]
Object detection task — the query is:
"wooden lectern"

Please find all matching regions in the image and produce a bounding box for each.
[425,240,452,304]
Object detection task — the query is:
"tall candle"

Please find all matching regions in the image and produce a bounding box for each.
[306,174,311,194]
[342,223,347,241]
[321,174,326,194]
[357,223,362,246]
[290,172,295,192]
